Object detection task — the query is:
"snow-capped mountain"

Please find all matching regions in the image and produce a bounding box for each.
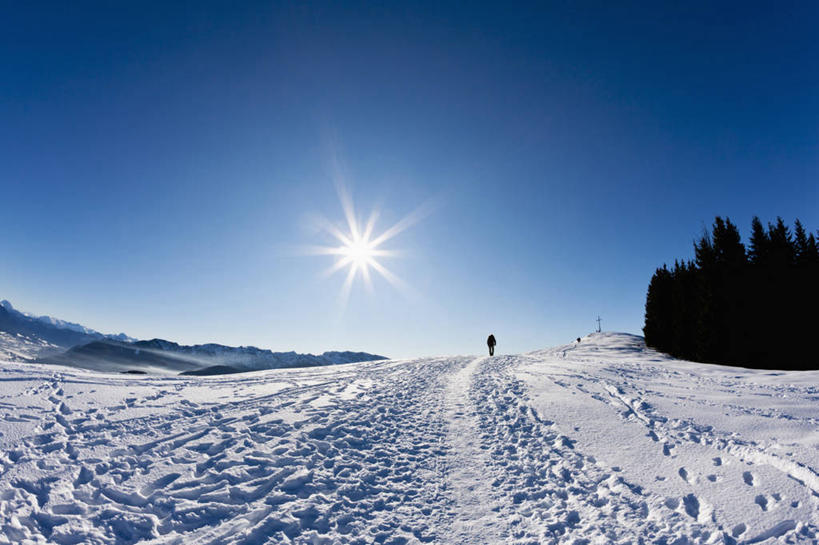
[0,300,132,341]
[0,300,383,374]
[0,332,815,544]
[0,299,135,361]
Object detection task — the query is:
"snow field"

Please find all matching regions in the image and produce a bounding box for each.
[0,333,817,544]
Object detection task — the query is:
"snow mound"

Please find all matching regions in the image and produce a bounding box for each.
[0,333,816,544]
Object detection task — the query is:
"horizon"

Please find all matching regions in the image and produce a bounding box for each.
[3,3,818,359]
[1,294,607,357]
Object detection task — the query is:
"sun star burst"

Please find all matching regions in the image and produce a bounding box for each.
[306,184,429,307]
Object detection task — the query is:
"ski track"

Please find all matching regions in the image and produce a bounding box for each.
[1,333,818,544]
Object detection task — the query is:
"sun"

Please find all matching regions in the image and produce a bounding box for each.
[341,237,376,266]
[306,183,430,306]
[327,222,388,285]
[315,204,398,300]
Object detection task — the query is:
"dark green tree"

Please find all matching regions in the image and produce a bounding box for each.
[643,215,817,370]
[767,217,794,267]
[643,265,673,353]
[802,233,819,265]
[748,216,769,265]
[669,260,697,360]
[693,228,719,362]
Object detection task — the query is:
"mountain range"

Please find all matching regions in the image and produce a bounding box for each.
[0,299,135,362]
[0,299,385,374]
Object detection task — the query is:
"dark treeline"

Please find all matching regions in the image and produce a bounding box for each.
[644,216,819,370]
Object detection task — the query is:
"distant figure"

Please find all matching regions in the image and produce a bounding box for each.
[487,334,496,356]
[577,337,581,343]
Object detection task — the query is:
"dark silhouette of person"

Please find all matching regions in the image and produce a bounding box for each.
[487,334,496,356]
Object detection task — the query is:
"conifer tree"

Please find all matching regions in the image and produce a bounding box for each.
[794,220,810,265]
[694,229,715,270]
[805,233,819,264]
[748,216,769,265]
[643,265,673,353]
[767,217,794,267]
[643,215,817,370]
[712,217,746,267]
[669,260,696,359]
[693,228,719,362]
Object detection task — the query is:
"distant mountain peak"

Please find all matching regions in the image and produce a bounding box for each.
[1,299,137,343]
[0,298,138,361]
[47,337,387,374]
[1,298,384,374]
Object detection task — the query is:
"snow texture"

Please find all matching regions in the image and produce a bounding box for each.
[0,332,816,544]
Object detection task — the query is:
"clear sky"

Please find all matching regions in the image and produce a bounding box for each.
[2,2,817,358]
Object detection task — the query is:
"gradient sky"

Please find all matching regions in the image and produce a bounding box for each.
[2,2,818,358]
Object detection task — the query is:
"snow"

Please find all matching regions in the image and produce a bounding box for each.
[0,300,135,343]
[0,332,60,363]
[48,340,386,375]
[0,332,816,544]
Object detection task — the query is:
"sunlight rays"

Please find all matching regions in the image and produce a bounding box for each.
[304,183,429,307]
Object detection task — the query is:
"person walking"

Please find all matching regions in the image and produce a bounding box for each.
[487,334,496,356]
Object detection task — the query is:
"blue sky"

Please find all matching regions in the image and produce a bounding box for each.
[2,2,817,358]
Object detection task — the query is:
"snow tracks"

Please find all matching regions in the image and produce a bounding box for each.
[445,355,710,544]
[1,355,655,545]
[440,357,506,543]
[0,358,464,545]
[2,342,818,544]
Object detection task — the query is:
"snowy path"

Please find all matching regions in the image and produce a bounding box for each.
[1,333,817,544]
[440,357,506,543]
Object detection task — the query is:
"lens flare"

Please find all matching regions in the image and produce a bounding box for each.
[305,183,431,307]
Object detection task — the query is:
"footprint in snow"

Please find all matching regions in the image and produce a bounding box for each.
[732,523,747,537]
[682,493,700,520]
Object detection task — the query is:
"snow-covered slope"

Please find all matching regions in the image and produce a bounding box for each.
[0,331,62,363]
[0,333,816,544]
